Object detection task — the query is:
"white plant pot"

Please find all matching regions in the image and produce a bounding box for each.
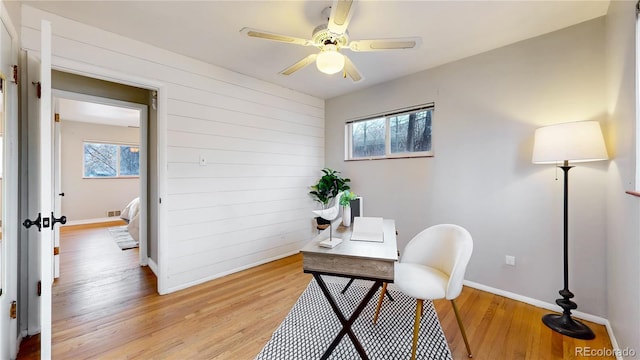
[342,206,351,227]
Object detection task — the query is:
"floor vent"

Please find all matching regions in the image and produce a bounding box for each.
[107,210,121,217]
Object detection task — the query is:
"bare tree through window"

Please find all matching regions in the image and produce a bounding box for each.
[348,107,433,159]
[390,110,432,153]
[352,117,385,157]
[84,142,140,177]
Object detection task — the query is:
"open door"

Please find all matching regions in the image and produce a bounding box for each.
[0,9,19,359]
[23,20,57,358]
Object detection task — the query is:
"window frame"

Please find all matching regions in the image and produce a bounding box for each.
[344,104,434,161]
[82,141,140,179]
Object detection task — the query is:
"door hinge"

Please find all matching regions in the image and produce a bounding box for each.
[12,65,18,84]
[9,301,17,319]
[54,113,60,122]
[54,246,60,255]
[37,281,41,297]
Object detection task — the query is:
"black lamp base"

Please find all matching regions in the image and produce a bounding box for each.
[542,313,595,340]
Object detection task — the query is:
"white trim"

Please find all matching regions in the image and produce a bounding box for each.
[155,85,168,295]
[26,325,40,336]
[62,217,123,226]
[164,251,300,294]
[604,320,623,360]
[38,21,53,359]
[147,258,158,277]
[464,280,609,325]
[464,281,622,359]
[635,7,640,190]
[16,331,24,355]
[138,104,149,267]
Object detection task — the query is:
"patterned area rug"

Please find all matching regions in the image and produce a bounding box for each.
[256,277,452,360]
[107,225,138,250]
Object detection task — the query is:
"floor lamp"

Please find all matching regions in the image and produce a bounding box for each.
[532,120,608,340]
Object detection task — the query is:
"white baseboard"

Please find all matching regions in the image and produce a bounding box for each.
[63,217,123,226]
[464,280,621,359]
[147,258,158,277]
[464,280,608,324]
[604,321,623,360]
[164,250,300,294]
[26,326,40,336]
[14,330,26,360]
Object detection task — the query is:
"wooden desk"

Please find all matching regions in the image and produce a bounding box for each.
[301,219,398,360]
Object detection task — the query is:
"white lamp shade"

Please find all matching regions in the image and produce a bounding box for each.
[316,45,345,75]
[532,121,608,164]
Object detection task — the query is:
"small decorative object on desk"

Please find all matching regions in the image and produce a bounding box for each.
[339,190,357,227]
[312,191,346,248]
[309,168,351,248]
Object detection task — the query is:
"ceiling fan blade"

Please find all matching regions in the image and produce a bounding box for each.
[280,54,318,75]
[327,0,355,35]
[343,56,363,82]
[348,37,422,52]
[240,27,314,47]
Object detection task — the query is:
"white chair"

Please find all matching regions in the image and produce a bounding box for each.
[373,224,474,359]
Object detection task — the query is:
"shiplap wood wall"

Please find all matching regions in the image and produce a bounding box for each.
[21,6,324,292]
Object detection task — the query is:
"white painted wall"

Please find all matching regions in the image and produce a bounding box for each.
[604,1,640,356]
[326,18,608,317]
[20,5,323,292]
[59,120,139,222]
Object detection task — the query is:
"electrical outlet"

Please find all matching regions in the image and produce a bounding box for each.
[505,255,516,266]
[199,154,207,166]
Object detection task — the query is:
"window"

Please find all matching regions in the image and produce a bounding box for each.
[83,142,140,178]
[346,105,433,160]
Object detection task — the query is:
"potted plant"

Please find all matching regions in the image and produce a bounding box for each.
[339,190,358,227]
[309,168,351,227]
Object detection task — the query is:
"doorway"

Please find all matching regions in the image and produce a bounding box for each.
[52,91,149,268]
[50,70,159,273]
[17,70,161,356]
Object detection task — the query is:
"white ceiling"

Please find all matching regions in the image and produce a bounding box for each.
[23,0,610,99]
[57,98,141,127]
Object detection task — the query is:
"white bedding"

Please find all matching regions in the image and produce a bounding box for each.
[120,197,140,242]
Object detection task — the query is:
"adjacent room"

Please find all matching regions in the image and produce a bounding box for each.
[0,1,637,359]
[57,97,141,226]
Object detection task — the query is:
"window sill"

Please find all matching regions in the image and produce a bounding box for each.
[83,176,140,179]
[345,153,434,161]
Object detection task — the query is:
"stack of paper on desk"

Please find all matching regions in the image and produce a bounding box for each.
[350,217,384,242]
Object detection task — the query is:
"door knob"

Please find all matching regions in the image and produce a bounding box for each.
[51,212,67,229]
[23,213,42,232]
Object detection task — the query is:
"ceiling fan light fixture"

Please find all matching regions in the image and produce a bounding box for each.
[316,44,345,75]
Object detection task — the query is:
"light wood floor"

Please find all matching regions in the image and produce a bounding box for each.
[18,223,613,359]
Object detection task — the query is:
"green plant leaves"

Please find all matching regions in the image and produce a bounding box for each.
[309,168,351,205]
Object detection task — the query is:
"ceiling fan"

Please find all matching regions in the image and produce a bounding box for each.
[240,0,421,82]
